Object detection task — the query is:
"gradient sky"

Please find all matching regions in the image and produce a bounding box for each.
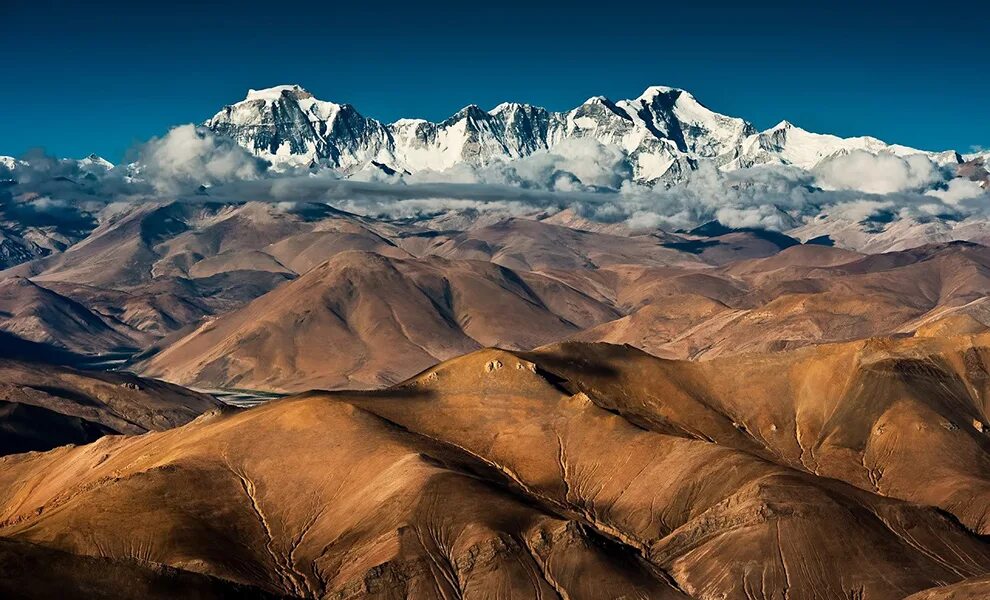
[3,0,988,162]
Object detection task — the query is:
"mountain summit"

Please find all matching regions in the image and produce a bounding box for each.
[206,85,959,183]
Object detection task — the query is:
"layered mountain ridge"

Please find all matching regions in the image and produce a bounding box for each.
[3,339,990,598]
[206,84,961,183]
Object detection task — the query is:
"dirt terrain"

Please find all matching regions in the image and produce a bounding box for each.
[1,340,989,598]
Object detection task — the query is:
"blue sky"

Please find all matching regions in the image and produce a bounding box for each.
[3,0,987,162]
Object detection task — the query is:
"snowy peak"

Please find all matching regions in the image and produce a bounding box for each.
[489,102,539,116]
[245,84,314,101]
[636,85,685,99]
[205,84,957,183]
[618,86,757,158]
[80,154,114,170]
[731,119,959,171]
[206,85,391,169]
[445,104,489,125]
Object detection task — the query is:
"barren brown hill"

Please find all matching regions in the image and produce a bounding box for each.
[0,202,411,355]
[0,538,281,600]
[137,241,990,393]
[575,242,990,359]
[0,203,310,356]
[661,221,804,265]
[905,575,990,599]
[0,393,692,599]
[9,197,990,401]
[43,271,292,338]
[1,202,203,288]
[0,276,151,355]
[1,342,989,598]
[149,202,410,280]
[413,217,706,272]
[0,202,826,369]
[521,337,990,534]
[0,357,219,455]
[139,252,619,391]
[0,200,453,298]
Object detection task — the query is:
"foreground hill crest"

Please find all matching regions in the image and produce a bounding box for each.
[3,338,990,598]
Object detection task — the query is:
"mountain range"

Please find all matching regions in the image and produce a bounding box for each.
[205,84,963,182]
[2,83,987,276]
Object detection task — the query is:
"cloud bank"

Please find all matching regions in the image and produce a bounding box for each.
[3,125,988,237]
[813,151,941,194]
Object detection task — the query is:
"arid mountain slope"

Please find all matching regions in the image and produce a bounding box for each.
[522,337,990,534]
[1,342,988,599]
[43,272,292,338]
[0,202,402,349]
[2,202,203,288]
[1,201,430,289]
[575,242,990,359]
[0,276,150,355]
[416,217,705,271]
[139,252,619,391]
[906,575,990,599]
[0,357,219,455]
[141,240,990,393]
[8,195,990,400]
[0,538,280,600]
[0,203,703,366]
[0,395,690,599]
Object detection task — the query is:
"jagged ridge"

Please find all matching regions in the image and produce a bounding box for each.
[205,84,960,183]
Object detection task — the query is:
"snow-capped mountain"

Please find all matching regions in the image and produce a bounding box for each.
[0,154,114,176]
[206,86,393,172]
[78,153,115,171]
[206,84,960,184]
[726,121,961,170]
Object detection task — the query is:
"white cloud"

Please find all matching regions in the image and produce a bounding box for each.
[715,205,794,230]
[6,128,989,240]
[813,151,940,194]
[135,125,268,194]
[825,199,896,223]
[407,138,633,192]
[926,178,986,205]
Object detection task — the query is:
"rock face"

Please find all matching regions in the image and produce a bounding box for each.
[0,227,47,270]
[206,84,956,183]
[959,154,990,188]
[1,340,990,598]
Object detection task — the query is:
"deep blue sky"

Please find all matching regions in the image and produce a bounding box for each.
[3,0,987,162]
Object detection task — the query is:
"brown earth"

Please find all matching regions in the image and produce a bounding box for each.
[0,357,219,455]
[138,252,621,391]
[141,241,990,393]
[1,340,989,598]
